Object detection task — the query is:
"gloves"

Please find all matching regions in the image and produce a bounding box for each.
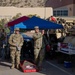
[16,43,21,51]
[17,47,21,51]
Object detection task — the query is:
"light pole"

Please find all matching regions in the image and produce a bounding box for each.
[44,7,46,19]
[44,0,46,19]
[44,0,48,19]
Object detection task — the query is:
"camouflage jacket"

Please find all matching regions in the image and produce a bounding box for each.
[33,32,42,49]
[33,32,48,49]
[9,33,24,50]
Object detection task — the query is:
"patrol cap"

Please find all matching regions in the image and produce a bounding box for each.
[34,26,39,29]
[14,28,20,31]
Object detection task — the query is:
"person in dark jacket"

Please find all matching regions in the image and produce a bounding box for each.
[38,30,50,70]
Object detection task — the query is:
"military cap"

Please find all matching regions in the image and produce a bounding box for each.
[14,28,20,31]
[34,26,39,29]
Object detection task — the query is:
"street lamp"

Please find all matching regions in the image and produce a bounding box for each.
[44,0,48,19]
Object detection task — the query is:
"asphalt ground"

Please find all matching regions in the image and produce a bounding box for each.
[0,59,75,75]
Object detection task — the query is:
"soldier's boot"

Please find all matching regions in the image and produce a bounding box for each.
[16,64,19,69]
[11,64,15,69]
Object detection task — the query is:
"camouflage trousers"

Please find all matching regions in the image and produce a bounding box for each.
[10,49,21,65]
[34,48,45,67]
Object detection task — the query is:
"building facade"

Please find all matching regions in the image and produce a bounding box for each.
[0,0,52,19]
[45,0,75,17]
[0,7,53,19]
[0,0,75,17]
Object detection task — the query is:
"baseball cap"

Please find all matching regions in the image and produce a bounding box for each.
[14,28,20,31]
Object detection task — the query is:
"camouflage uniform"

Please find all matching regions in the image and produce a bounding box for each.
[9,32,24,69]
[33,32,42,66]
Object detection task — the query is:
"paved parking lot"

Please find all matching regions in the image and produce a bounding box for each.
[0,59,75,75]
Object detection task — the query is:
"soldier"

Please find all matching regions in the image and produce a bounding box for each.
[33,27,50,70]
[9,28,24,69]
[33,26,42,69]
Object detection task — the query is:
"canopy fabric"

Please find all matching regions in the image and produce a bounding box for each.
[14,22,26,29]
[10,22,26,31]
[7,16,29,27]
[19,16,63,29]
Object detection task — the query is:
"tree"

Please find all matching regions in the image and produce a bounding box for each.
[0,18,8,28]
[12,13,22,20]
[27,14,40,18]
[0,18,10,33]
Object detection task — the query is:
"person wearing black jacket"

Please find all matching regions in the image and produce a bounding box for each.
[38,30,50,70]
